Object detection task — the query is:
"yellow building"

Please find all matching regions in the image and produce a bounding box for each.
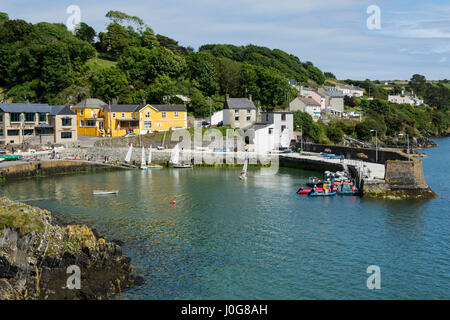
[72,98,108,136]
[72,100,187,137]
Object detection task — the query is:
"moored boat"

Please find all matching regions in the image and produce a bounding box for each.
[308,191,337,197]
[92,190,119,195]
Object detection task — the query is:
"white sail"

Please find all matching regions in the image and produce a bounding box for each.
[170,144,179,164]
[147,145,152,165]
[140,147,146,169]
[125,144,133,162]
[242,157,248,174]
[280,128,290,149]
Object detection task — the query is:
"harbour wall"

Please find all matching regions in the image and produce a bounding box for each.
[299,143,409,164]
[0,160,123,181]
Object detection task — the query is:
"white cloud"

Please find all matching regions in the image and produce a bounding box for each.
[440,57,448,63]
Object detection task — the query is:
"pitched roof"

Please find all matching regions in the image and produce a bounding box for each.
[0,103,51,113]
[224,98,256,110]
[149,104,187,112]
[110,104,141,112]
[297,97,321,106]
[73,98,107,109]
[50,105,76,116]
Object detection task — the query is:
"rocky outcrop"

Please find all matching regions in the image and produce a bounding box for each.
[0,197,144,300]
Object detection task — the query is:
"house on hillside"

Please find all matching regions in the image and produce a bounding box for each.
[223,94,257,129]
[318,86,344,116]
[289,97,322,121]
[336,85,364,97]
[388,90,424,106]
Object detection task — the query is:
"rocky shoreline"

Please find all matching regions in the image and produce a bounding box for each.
[0,197,144,300]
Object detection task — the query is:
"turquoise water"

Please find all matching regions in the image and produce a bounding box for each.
[1,138,449,299]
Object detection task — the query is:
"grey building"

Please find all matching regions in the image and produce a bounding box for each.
[223,94,257,129]
[0,103,78,145]
[318,87,344,115]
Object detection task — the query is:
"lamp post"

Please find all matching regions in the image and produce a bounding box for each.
[398,133,410,161]
[370,129,378,163]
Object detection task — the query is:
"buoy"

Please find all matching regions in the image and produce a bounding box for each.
[172,200,176,206]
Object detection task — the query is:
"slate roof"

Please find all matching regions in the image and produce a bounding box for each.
[297,97,321,106]
[50,105,76,116]
[0,103,51,113]
[224,98,256,110]
[149,104,187,112]
[110,104,142,112]
[73,98,108,109]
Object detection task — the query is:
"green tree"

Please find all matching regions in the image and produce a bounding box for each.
[0,12,9,25]
[92,67,128,102]
[75,22,96,43]
[147,74,178,103]
[189,87,210,117]
[98,22,131,58]
[187,52,218,96]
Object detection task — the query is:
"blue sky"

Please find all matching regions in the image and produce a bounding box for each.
[2,0,449,80]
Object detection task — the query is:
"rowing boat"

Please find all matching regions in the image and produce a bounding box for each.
[92,190,119,195]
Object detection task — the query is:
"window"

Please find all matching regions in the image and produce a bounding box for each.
[0,114,3,122]
[235,116,239,121]
[24,112,35,122]
[0,129,3,136]
[10,113,20,122]
[62,118,72,126]
[162,111,166,118]
[39,113,47,122]
[268,128,273,135]
[80,120,84,127]
[23,129,34,136]
[36,127,51,135]
[247,109,251,114]
[61,132,72,139]
[281,113,286,121]
[112,113,116,118]
[144,121,152,129]
[121,113,125,118]
[265,114,269,121]
[80,110,83,116]
[7,130,19,136]
[85,120,96,127]
[246,116,251,121]
[174,111,179,118]
[145,111,150,118]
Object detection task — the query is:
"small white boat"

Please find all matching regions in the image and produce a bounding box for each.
[240,156,248,180]
[147,146,163,168]
[170,144,192,168]
[93,190,119,195]
[140,146,147,170]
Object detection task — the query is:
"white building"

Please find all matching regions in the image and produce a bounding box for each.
[336,85,364,97]
[388,90,424,106]
[247,111,294,154]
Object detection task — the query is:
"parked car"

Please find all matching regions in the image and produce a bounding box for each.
[217,121,223,127]
[201,121,210,128]
[171,126,184,131]
[123,132,138,137]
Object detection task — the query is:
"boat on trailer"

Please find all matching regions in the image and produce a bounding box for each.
[93,190,119,195]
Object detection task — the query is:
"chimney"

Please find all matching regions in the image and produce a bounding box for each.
[143,99,146,105]
[112,98,117,105]
[248,94,252,101]
[226,94,230,100]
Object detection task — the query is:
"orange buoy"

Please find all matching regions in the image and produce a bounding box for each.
[172,200,176,206]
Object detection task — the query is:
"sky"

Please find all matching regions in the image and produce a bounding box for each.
[2,0,449,80]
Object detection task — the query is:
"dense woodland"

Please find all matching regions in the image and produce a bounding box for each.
[0,11,448,144]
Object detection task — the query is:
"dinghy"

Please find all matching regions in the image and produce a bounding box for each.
[308,191,337,197]
[93,190,119,195]
[170,144,191,168]
[147,145,163,168]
